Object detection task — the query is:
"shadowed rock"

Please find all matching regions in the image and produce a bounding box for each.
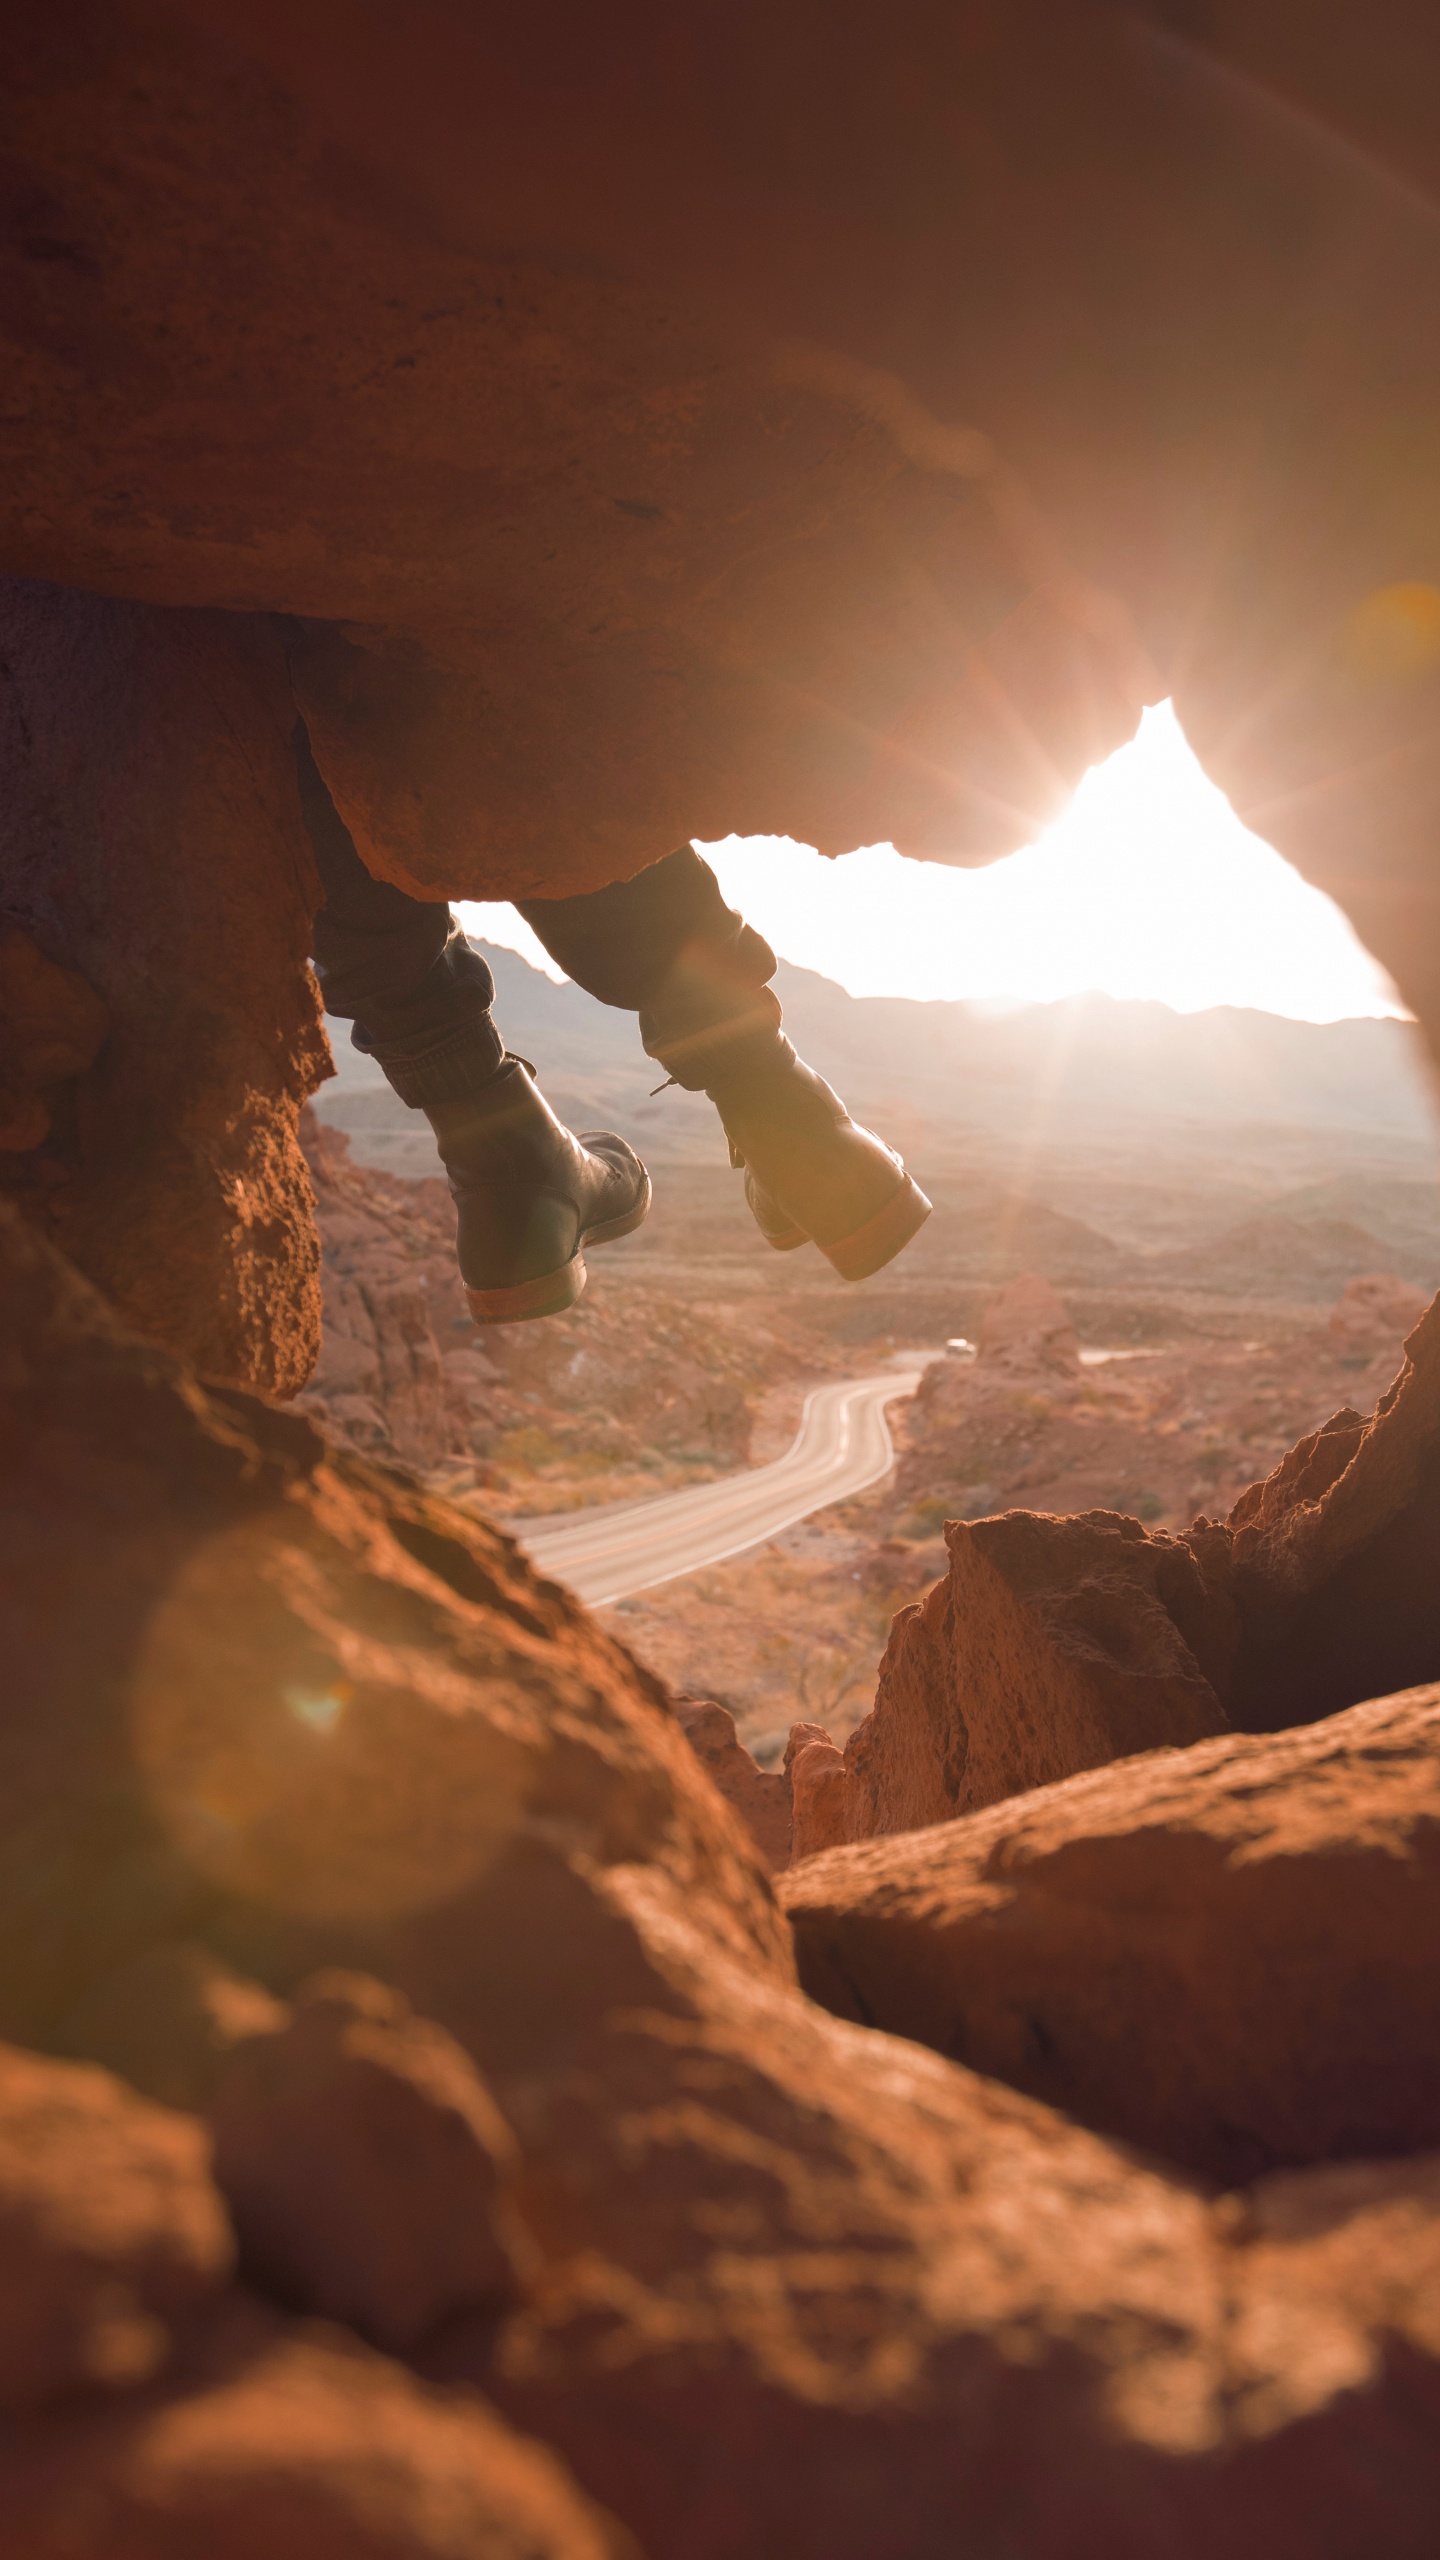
[675,1701,792,1872]
[784,1685,1440,2185]
[53,1943,288,2115]
[0,2307,636,2560]
[211,1972,532,2352]
[0,582,328,1391]
[0,2042,233,2416]
[7,1207,1440,2549]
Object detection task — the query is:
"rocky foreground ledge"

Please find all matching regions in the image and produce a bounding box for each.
[4,1196,1440,2556]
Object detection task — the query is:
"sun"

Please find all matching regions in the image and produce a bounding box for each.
[460,703,1405,1023]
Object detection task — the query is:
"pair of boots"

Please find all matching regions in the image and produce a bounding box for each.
[431,1006,931,1324]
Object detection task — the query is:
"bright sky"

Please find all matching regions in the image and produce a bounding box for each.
[458,700,1404,1022]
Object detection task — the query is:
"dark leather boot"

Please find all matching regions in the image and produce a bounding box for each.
[651,1021,932,1281]
[427,1057,650,1323]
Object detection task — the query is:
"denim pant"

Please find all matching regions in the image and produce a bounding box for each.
[298,722,778,1107]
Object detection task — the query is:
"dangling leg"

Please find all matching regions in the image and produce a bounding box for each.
[299,723,650,1323]
[520,845,931,1281]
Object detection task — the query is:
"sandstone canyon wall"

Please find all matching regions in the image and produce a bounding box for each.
[5,2,1440,1363]
[8,1198,1440,2553]
[5,9,1440,2548]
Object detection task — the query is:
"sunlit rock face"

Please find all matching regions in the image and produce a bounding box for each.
[799,1291,1440,1849]
[8,1203,1440,2555]
[784,1684,1440,2184]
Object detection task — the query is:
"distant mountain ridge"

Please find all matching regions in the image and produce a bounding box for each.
[312,943,1440,1300]
[318,942,1439,1160]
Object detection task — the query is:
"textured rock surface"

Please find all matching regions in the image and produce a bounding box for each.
[0,2310,635,2560]
[0,918,109,1154]
[785,1719,851,1862]
[843,1508,1235,1841]
[0,579,328,1391]
[4,4,1440,1395]
[9,1206,1440,2548]
[818,1292,1440,1849]
[0,2042,232,2414]
[0,5,1146,893]
[299,1110,775,1491]
[53,1943,288,2115]
[1226,1291,1440,1729]
[211,1972,530,2351]
[784,1686,1440,2185]
[0,1194,786,2057]
[3,2,1440,1066]
[675,1700,791,1872]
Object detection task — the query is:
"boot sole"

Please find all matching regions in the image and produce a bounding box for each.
[822,1171,932,1279]
[464,1171,652,1325]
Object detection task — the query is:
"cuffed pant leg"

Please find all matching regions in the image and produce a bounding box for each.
[299,721,503,1106]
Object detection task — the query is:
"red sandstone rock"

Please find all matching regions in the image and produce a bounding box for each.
[830,1507,1233,1847]
[0,920,109,1154]
[54,1943,289,2115]
[2,6,1439,1062]
[675,1701,791,1872]
[823,1291,1440,1850]
[0,2043,233,2415]
[211,1972,531,2351]
[1220,2151,1440,2455]
[458,1896,1440,2559]
[0,582,327,1392]
[784,1720,849,1862]
[300,1112,471,1470]
[0,1198,787,2055]
[0,2309,635,2560]
[1,7,1438,1396]
[1224,1290,1440,1728]
[784,1685,1440,2185]
[14,1205,1440,2550]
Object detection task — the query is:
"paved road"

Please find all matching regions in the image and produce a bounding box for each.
[518,1370,922,1606]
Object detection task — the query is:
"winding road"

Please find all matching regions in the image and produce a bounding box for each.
[516,1369,922,1606]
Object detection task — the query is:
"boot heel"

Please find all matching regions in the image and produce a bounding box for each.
[465,1253,588,1325]
[819,1173,932,1282]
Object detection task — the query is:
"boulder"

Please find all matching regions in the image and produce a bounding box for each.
[0,2042,233,2415]
[1226,1292,1440,1729]
[783,1685,1440,2185]
[827,1508,1234,1848]
[457,1897,1440,2559]
[675,1701,792,1872]
[821,1293,1440,1851]
[0,1197,787,2056]
[0,2309,635,2560]
[784,1719,850,1861]
[210,1972,531,2351]
[13,1204,1440,2551]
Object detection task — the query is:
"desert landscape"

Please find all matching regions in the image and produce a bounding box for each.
[10,10,1440,2551]
[299,943,1440,1760]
